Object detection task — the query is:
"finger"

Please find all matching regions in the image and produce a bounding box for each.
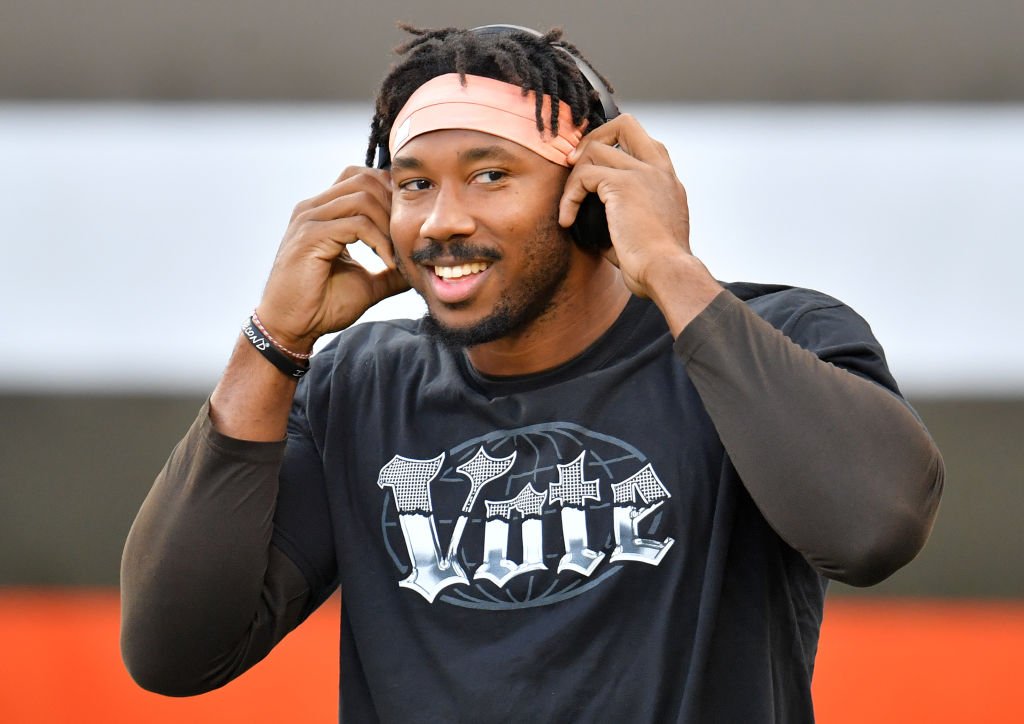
[573,114,659,159]
[570,114,674,172]
[368,266,411,303]
[299,189,390,232]
[328,170,392,214]
[557,164,628,227]
[293,184,394,268]
[296,215,395,269]
[570,140,647,172]
[335,165,389,185]
[331,215,396,269]
[294,168,391,218]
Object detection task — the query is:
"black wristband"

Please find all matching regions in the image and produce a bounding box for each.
[241,317,309,379]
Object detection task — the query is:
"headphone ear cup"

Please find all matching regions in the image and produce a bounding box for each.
[569,193,613,252]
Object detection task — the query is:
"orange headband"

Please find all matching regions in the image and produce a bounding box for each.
[388,73,586,167]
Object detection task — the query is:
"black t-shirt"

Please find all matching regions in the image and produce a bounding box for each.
[270,284,901,723]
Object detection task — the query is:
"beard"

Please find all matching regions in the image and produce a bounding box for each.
[408,214,574,349]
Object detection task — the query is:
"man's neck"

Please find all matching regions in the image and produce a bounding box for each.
[464,257,631,377]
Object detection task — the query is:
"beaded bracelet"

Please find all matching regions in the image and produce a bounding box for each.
[251,310,312,360]
[241,317,309,379]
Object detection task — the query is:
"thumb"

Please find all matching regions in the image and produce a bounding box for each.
[368,266,411,303]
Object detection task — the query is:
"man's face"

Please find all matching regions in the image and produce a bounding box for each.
[389,129,574,347]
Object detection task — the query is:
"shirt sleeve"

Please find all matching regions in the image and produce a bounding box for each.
[120,401,318,696]
[271,373,341,617]
[674,289,944,586]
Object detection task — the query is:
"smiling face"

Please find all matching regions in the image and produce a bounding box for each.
[389,129,576,348]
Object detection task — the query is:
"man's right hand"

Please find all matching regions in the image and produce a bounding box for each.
[209,167,410,441]
[254,166,410,355]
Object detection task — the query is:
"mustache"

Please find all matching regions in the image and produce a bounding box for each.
[410,240,502,264]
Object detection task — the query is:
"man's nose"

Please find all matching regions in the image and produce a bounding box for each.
[419,186,477,241]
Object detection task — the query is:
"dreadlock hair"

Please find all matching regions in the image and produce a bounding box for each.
[365,25,614,167]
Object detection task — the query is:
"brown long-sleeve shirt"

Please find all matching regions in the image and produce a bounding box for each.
[121,287,943,719]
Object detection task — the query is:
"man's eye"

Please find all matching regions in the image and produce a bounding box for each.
[473,170,506,184]
[399,179,431,191]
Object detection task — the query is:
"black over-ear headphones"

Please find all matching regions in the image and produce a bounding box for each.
[469,24,620,123]
[377,24,617,251]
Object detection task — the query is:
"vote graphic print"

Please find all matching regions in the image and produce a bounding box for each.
[377,422,675,609]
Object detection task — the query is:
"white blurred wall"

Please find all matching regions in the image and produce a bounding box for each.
[1,102,1021,395]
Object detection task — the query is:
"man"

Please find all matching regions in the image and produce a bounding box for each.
[121,25,943,723]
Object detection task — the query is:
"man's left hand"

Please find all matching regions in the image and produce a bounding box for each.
[559,114,721,334]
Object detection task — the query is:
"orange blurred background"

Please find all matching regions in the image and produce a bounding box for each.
[1,591,1021,723]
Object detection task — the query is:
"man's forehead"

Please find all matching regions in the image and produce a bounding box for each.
[390,130,531,170]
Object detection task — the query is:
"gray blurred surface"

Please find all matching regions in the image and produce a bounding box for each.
[4,0,1024,101]
[1,394,1020,596]
[0,394,203,585]
[5,103,1024,396]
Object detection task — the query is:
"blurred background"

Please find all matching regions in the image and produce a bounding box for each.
[1,1,1022,722]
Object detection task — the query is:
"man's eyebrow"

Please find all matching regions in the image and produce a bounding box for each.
[391,145,518,171]
[390,156,423,171]
[459,145,518,163]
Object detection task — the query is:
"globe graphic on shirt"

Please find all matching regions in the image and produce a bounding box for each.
[378,421,674,610]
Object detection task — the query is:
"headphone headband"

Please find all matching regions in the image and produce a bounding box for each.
[469,24,620,123]
[375,24,617,168]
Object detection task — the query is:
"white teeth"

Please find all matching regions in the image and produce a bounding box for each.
[434,262,489,279]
